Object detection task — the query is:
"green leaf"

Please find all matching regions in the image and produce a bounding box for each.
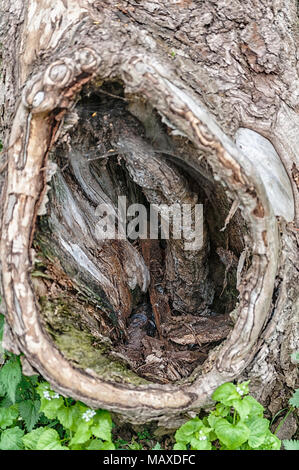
[174,417,203,443]
[245,416,270,448]
[0,426,24,450]
[291,352,299,363]
[86,439,115,450]
[283,439,299,450]
[83,439,101,450]
[35,381,53,397]
[98,440,115,450]
[57,404,79,431]
[258,433,281,450]
[91,410,113,441]
[212,382,241,406]
[0,381,6,397]
[0,394,12,407]
[40,396,64,419]
[289,389,299,408]
[36,428,68,450]
[14,375,40,403]
[173,442,187,450]
[36,383,64,419]
[22,427,45,450]
[0,404,19,429]
[207,414,222,429]
[0,357,22,403]
[242,395,264,418]
[69,443,86,450]
[214,418,250,450]
[205,414,218,441]
[214,403,230,417]
[18,399,41,432]
[152,442,161,450]
[70,421,93,445]
[236,381,250,396]
[190,437,212,450]
[231,398,251,422]
[27,375,39,387]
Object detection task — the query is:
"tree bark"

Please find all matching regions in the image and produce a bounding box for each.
[0,0,298,427]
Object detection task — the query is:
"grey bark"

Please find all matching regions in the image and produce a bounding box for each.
[0,0,298,426]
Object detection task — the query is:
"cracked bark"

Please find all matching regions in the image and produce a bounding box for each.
[0,0,298,426]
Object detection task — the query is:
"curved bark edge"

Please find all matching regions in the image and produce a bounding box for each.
[0,42,280,422]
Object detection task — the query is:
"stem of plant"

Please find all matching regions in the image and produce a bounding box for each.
[274,406,294,435]
[270,407,288,426]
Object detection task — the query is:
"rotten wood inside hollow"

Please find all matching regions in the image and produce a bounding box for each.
[33,82,247,384]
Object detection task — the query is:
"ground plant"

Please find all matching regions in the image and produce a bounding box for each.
[0,312,298,450]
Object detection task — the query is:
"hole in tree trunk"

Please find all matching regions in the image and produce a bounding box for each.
[33,81,249,385]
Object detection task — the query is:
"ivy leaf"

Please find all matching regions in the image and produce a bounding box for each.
[18,399,41,432]
[0,426,24,450]
[212,383,241,406]
[214,419,250,449]
[289,389,299,408]
[22,427,46,450]
[36,428,68,450]
[283,439,299,450]
[0,404,19,429]
[0,357,22,403]
[245,416,270,448]
[174,417,203,443]
[69,421,93,445]
[91,410,113,441]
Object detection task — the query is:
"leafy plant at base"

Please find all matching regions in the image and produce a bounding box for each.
[0,379,115,450]
[0,426,24,450]
[23,381,115,450]
[174,381,281,450]
[280,386,299,451]
[0,309,294,451]
[0,356,22,403]
[0,313,115,450]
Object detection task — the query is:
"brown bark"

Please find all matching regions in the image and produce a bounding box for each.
[0,0,298,426]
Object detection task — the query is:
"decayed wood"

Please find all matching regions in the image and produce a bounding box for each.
[0,0,298,425]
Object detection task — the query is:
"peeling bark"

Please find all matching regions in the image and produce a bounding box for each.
[0,0,298,426]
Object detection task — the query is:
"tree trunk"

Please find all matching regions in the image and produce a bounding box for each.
[0,0,298,427]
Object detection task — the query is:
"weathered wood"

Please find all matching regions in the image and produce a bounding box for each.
[0,0,298,425]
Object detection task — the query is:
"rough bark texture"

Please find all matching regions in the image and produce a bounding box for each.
[0,0,298,427]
